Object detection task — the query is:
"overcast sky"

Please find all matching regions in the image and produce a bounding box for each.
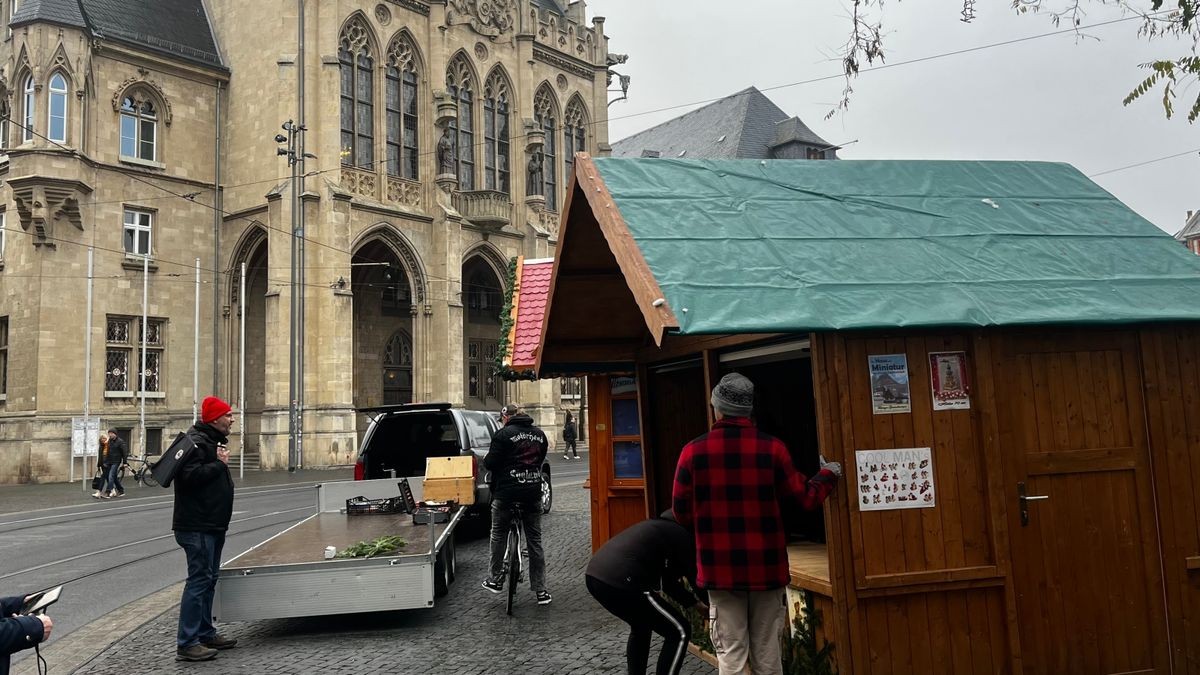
[587,0,1199,235]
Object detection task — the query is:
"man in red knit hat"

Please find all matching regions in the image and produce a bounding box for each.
[172,396,237,662]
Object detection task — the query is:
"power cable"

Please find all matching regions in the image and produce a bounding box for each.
[1087,147,1200,177]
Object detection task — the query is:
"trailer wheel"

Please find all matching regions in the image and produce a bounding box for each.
[447,536,457,582]
[434,550,450,598]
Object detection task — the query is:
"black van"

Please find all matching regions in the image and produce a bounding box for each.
[354,402,553,515]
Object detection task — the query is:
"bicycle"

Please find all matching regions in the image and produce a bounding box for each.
[122,456,159,488]
[502,502,528,616]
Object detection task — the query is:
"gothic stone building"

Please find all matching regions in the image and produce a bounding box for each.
[0,0,614,483]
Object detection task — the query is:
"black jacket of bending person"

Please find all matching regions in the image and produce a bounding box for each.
[585,516,706,608]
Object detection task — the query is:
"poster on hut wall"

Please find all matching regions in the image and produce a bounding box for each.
[929,351,971,411]
[868,354,911,414]
[855,447,935,511]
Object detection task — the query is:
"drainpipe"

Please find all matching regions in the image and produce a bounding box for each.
[212,81,223,399]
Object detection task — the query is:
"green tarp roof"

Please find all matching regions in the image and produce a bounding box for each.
[591,158,1200,335]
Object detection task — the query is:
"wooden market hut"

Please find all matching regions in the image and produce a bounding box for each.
[522,155,1200,674]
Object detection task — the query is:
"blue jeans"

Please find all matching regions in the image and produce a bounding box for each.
[488,497,546,593]
[103,463,124,494]
[175,530,225,647]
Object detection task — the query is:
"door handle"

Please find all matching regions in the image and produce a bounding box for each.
[1018,481,1049,526]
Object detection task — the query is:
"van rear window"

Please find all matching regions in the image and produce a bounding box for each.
[363,411,460,479]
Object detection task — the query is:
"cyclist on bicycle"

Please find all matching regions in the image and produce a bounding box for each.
[482,403,551,605]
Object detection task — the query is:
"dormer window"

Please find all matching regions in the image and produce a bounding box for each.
[120,96,158,161]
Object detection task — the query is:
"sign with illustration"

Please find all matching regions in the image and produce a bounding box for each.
[855,447,935,511]
[71,417,102,458]
[868,354,911,414]
[929,351,971,410]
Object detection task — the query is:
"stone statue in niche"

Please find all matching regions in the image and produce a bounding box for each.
[437,129,454,177]
[526,151,544,196]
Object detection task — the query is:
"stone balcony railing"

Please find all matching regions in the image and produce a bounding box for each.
[341,167,424,211]
[341,166,378,200]
[453,190,513,227]
[387,176,422,209]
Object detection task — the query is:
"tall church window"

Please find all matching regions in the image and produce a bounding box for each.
[120,94,158,161]
[383,330,413,405]
[446,55,476,190]
[563,97,588,199]
[48,73,68,143]
[339,18,374,169]
[385,33,419,180]
[483,70,511,194]
[534,87,558,210]
[22,75,34,142]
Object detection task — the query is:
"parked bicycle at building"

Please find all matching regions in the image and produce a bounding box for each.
[122,456,159,488]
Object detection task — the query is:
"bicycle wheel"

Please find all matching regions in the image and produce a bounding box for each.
[505,527,519,616]
[141,467,159,487]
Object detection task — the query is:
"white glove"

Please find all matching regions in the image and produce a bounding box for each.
[819,455,843,478]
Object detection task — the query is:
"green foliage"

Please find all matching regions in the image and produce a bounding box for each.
[1124,56,1200,122]
[335,535,407,558]
[782,600,837,675]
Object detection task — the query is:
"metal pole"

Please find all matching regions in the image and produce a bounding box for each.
[239,261,246,479]
[193,257,200,423]
[81,247,94,490]
[288,120,299,472]
[139,254,148,460]
[297,0,306,471]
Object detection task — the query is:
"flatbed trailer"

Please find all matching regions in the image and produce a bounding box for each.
[214,478,462,621]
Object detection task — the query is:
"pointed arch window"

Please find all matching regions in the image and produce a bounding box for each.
[563,98,588,197]
[48,73,68,143]
[22,75,34,143]
[120,94,158,161]
[383,330,413,405]
[385,35,419,180]
[0,98,9,150]
[446,57,476,190]
[534,88,558,211]
[339,20,374,169]
[483,71,511,194]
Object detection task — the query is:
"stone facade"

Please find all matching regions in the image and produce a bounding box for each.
[0,0,612,483]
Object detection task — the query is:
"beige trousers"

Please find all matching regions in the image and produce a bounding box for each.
[708,588,787,675]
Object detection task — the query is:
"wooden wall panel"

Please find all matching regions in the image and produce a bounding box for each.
[855,588,1009,675]
[1140,325,1200,674]
[841,334,998,587]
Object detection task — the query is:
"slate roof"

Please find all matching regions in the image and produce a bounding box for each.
[530,0,565,15]
[611,87,835,160]
[1175,210,1200,241]
[11,0,223,70]
[508,258,555,370]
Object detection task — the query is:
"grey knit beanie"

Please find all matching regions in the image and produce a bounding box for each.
[711,373,754,417]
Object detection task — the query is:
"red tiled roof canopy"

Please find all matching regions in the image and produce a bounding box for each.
[506,258,554,371]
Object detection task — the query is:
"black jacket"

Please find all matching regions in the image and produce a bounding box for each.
[1,595,45,675]
[484,413,548,502]
[585,517,706,608]
[101,436,128,466]
[172,422,234,532]
[562,420,577,443]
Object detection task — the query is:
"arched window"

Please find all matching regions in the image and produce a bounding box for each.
[382,330,413,405]
[534,87,558,210]
[0,97,9,150]
[120,93,158,161]
[446,55,476,190]
[563,97,588,196]
[339,18,374,169]
[385,33,419,180]
[48,73,68,143]
[483,70,511,194]
[21,75,34,142]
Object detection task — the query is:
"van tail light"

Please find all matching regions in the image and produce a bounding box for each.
[354,461,365,481]
[471,454,479,478]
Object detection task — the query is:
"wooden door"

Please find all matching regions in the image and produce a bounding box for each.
[995,331,1168,674]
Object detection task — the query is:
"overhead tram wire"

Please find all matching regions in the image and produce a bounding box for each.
[1087,147,1200,177]
[0,9,1179,283]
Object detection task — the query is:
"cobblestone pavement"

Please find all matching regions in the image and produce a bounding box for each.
[74,482,718,675]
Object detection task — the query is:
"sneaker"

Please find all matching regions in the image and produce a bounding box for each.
[91,491,102,499]
[113,491,125,498]
[176,644,218,662]
[563,454,570,460]
[536,591,552,605]
[481,578,503,594]
[573,455,581,460]
[201,634,238,650]
[101,493,111,500]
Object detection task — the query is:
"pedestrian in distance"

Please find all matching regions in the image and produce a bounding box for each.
[585,510,707,675]
[92,433,109,499]
[173,396,238,662]
[97,429,128,499]
[1,593,52,675]
[673,373,842,675]
[562,411,579,460]
[482,402,552,606]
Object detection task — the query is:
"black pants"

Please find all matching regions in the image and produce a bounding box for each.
[586,575,691,675]
[564,440,578,457]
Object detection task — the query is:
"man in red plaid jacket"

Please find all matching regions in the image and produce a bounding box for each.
[673,373,841,675]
